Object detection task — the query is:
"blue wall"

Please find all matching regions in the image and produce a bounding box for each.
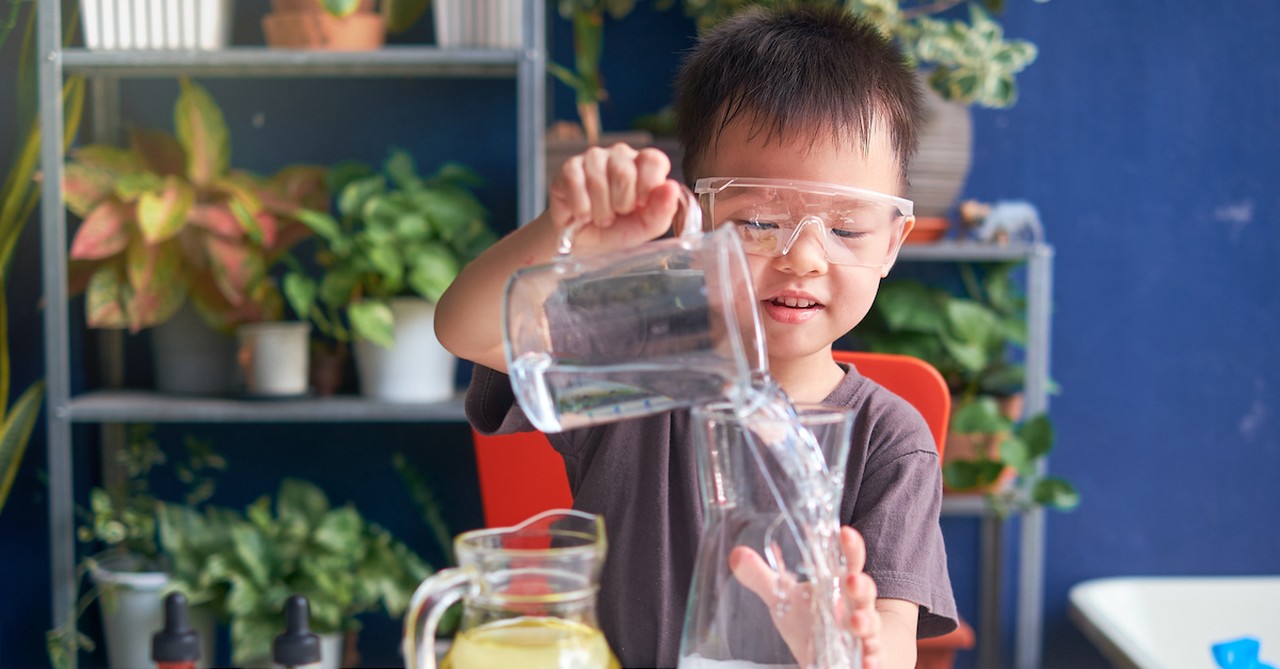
[3,1,1279,667]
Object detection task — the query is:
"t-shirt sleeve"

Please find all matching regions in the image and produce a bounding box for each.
[464,364,536,435]
[846,391,959,639]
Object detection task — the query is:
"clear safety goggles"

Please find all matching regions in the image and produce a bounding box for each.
[693,177,914,270]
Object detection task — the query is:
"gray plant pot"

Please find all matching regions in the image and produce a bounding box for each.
[150,306,237,395]
[907,82,974,218]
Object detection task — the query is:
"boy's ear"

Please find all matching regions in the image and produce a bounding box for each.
[882,216,916,277]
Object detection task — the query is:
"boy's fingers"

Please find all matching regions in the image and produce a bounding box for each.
[582,147,614,226]
[638,180,681,233]
[840,526,867,574]
[607,143,640,215]
[728,546,779,606]
[635,147,672,203]
[550,154,591,229]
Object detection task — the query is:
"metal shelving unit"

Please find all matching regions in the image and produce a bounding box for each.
[36,3,546,668]
[902,240,1055,669]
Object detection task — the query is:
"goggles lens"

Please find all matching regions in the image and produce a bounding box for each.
[694,177,913,269]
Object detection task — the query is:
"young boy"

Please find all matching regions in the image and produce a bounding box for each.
[435,6,958,668]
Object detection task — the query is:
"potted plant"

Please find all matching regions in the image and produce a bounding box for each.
[172,478,432,668]
[851,262,1079,513]
[285,149,496,402]
[46,425,227,669]
[62,77,327,395]
[263,0,432,50]
[656,0,1044,220]
[433,0,523,48]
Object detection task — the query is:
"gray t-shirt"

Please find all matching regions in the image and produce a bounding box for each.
[466,364,958,668]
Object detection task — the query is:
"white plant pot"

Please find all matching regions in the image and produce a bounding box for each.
[151,305,237,396]
[433,0,521,48]
[353,298,456,402]
[90,558,216,669]
[907,81,974,218]
[79,0,235,50]
[236,322,312,397]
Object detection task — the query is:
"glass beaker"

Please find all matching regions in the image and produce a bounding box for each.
[403,509,618,669]
[679,401,859,669]
[504,185,767,433]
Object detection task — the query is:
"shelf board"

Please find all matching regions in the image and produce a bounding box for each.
[63,390,467,423]
[899,240,1049,262]
[61,46,523,78]
[940,493,990,517]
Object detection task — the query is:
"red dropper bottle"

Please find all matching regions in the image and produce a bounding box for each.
[152,592,200,669]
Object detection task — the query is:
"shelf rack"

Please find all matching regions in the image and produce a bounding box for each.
[36,1,1051,661]
[36,3,547,669]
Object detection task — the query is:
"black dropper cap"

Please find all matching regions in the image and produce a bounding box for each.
[273,595,322,667]
[152,592,201,663]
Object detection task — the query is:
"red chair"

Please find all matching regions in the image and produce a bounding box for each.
[470,350,973,666]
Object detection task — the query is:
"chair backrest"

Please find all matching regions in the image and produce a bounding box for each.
[830,350,951,458]
[473,351,950,528]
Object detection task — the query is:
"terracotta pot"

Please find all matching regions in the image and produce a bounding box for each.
[904,215,950,245]
[310,340,354,396]
[263,7,385,50]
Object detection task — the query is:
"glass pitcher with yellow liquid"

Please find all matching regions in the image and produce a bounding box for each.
[403,509,618,669]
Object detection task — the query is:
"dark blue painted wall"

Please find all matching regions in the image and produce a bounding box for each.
[4,1,1279,667]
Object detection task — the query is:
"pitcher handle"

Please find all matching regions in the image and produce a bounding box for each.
[557,180,703,256]
[402,567,472,669]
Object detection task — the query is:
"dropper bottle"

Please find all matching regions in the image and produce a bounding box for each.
[152,592,200,669]
[273,594,323,669]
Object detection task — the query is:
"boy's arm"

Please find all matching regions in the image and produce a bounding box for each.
[435,212,560,372]
[874,598,919,669]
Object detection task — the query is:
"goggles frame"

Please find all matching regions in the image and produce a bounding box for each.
[693,176,915,270]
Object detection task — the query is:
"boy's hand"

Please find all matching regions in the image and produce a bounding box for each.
[548,143,683,253]
[729,526,887,669]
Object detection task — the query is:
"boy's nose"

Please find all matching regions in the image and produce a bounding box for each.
[774,217,829,274]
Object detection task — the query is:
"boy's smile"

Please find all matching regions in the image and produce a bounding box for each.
[696,117,913,396]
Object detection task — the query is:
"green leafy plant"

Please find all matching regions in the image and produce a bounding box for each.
[665,0,1045,108]
[285,148,496,348]
[170,478,432,665]
[62,77,328,334]
[0,1,83,521]
[47,425,227,669]
[854,263,1078,513]
[549,0,639,145]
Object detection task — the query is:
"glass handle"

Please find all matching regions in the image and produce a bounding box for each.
[402,567,472,669]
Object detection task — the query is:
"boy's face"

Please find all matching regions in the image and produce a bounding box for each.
[696,119,913,366]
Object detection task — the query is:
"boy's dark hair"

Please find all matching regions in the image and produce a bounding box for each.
[674,5,922,188]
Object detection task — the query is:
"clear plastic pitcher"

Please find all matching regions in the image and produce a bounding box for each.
[504,185,767,433]
[403,509,619,669]
[680,401,859,669]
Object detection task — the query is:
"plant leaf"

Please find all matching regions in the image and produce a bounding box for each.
[950,395,1009,434]
[1017,413,1054,458]
[0,380,45,517]
[84,265,130,329]
[277,479,330,526]
[349,300,395,348]
[136,175,195,244]
[129,127,186,177]
[204,235,265,307]
[876,280,943,333]
[385,0,430,33]
[189,203,245,240]
[68,200,131,260]
[125,238,185,331]
[1032,477,1080,511]
[175,78,230,187]
[62,162,119,217]
[408,243,461,303]
[283,272,317,323]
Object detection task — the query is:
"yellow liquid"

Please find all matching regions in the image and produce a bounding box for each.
[441,616,620,669]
